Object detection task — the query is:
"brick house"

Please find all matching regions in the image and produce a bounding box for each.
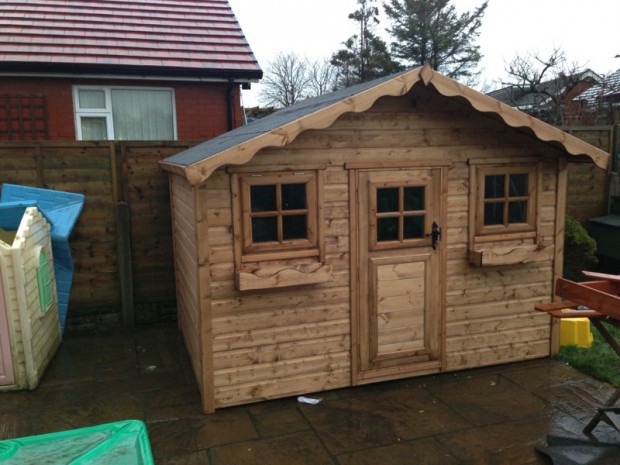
[487,69,601,125]
[0,0,262,142]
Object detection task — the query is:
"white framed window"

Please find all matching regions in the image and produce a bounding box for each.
[73,86,177,141]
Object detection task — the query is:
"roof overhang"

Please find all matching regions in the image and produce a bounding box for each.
[161,64,610,187]
[0,62,263,83]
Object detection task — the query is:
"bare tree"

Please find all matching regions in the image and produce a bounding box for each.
[500,49,594,125]
[306,58,338,97]
[259,53,339,108]
[259,52,310,108]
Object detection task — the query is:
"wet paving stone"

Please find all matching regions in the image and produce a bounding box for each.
[534,377,617,412]
[380,385,471,439]
[502,360,591,391]
[210,431,334,465]
[336,437,459,465]
[193,407,259,448]
[426,374,549,426]
[157,450,211,465]
[3,323,618,464]
[437,415,554,465]
[252,406,310,438]
[300,396,402,454]
[147,420,199,459]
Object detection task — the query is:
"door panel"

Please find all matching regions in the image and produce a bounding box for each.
[356,168,443,382]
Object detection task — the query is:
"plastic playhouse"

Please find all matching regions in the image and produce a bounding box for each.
[0,184,84,332]
[0,185,84,391]
[0,420,154,465]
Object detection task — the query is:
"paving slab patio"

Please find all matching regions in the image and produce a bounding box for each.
[1,323,619,464]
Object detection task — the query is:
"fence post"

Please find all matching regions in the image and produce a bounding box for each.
[116,200,135,327]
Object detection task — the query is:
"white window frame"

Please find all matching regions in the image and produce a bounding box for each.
[72,85,178,140]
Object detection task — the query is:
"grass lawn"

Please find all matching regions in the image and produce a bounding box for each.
[558,322,620,387]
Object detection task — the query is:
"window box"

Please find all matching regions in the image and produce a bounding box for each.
[231,168,330,290]
[236,262,333,291]
[468,161,545,267]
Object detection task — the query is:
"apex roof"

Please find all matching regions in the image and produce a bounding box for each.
[0,0,262,80]
[161,65,610,186]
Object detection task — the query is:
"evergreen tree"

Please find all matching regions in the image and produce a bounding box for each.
[331,0,401,88]
[383,0,488,81]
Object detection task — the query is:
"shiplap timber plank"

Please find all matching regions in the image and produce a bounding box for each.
[214,368,350,408]
[445,340,550,370]
[213,319,350,352]
[214,352,350,386]
[213,335,350,370]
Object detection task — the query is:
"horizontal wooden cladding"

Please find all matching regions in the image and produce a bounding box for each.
[248,145,559,168]
[214,352,350,387]
[169,176,202,389]
[212,302,350,336]
[445,340,550,371]
[214,367,350,409]
[447,308,550,337]
[213,319,350,352]
[447,282,552,309]
[213,334,349,370]
[211,285,350,316]
[446,262,553,293]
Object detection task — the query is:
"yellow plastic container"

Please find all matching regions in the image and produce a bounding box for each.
[560,317,593,348]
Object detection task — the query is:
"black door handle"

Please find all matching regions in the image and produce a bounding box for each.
[427,221,441,250]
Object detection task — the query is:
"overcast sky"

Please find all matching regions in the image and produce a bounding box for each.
[228,0,619,107]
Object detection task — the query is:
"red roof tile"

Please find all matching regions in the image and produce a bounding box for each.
[0,0,262,80]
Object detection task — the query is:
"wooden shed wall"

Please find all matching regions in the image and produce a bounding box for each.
[202,83,561,409]
[205,166,351,407]
[169,175,204,395]
[444,163,556,369]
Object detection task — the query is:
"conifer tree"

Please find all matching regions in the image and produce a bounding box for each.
[331,0,401,88]
[383,0,488,80]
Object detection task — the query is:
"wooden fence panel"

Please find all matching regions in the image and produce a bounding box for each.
[119,142,199,323]
[0,141,200,330]
[563,126,616,222]
[0,142,119,330]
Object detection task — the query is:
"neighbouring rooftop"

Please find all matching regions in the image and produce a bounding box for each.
[0,0,262,80]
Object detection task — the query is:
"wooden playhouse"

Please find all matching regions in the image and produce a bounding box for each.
[160,64,610,413]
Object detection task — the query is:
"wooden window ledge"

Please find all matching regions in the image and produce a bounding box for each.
[236,262,333,291]
[468,244,554,267]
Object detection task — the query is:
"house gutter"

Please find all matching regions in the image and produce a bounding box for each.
[0,71,260,85]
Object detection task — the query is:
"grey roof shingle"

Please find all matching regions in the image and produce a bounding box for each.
[163,69,410,167]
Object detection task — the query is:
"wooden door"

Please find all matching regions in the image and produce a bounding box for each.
[0,268,15,386]
[355,167,444,383]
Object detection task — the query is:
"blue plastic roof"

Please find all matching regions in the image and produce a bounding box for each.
[0,184,84,240]
[0,201,37,231]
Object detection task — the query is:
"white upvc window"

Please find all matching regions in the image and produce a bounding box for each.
[73,86,177,141]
